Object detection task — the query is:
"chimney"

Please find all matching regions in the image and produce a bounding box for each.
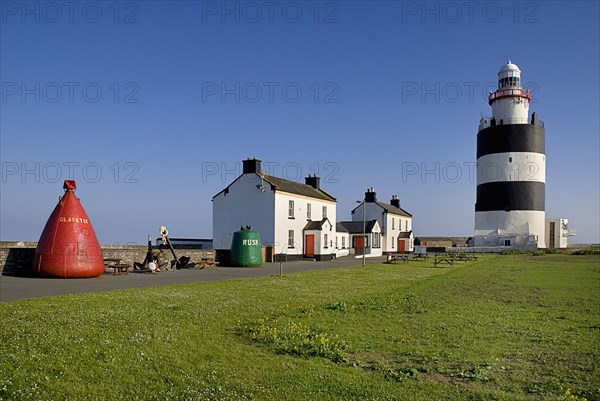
[365,187,377,203]
[242,157,262,174]
[390,195,400,208]
[305,174,320,190]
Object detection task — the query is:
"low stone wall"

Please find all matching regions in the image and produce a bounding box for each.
[0,242,215,276]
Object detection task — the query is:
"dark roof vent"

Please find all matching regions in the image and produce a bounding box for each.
[365,187,376,203]
[305,174,320,190]
[242,158,262,174]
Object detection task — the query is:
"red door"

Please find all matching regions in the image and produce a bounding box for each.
[398,239,406,254]
[355,236,365,255]
[305,234,315,257]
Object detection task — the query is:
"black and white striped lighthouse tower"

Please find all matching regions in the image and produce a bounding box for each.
[474,61,546,248]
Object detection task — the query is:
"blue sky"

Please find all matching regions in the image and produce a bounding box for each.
[1,0,599,244]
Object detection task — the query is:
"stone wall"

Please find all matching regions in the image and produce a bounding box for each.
[0,242,215,276]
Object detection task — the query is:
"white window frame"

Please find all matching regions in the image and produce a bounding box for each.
[288,200,295,219]
[307,203,311,220]
[324,233,328,249]
[288,230,295,248]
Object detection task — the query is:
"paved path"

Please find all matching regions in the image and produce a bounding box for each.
[0,256,386,302]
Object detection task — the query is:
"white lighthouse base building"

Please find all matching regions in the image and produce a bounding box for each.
[474,210,545,249]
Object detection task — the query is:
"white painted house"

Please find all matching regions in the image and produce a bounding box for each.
[351,188,414,253]
[213,158,340,261]
[338,220,383,258]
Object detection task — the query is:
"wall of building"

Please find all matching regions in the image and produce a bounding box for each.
[0,242,214,276]
[475,210,545,247]
[273,191,336,257]
[212,174,276,250]
[353,203,413,253]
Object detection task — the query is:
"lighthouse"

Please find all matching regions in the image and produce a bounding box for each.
[474,61,546,249]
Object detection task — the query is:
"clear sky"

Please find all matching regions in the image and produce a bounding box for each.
[1,0,599,245]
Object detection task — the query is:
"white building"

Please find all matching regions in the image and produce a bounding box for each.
[351,188,414,254]
[212,158,340,261]
[474,61,546,249]
[338,219,383,258]
[545,218,575,249]
[334,223,351,258]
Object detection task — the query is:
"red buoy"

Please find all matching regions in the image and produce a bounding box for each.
[33,180,104,278]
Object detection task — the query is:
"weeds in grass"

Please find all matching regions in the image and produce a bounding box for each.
[557,388,589,401]
[238,318,348,363]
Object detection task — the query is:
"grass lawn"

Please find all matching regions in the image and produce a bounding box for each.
[1,254,598,400]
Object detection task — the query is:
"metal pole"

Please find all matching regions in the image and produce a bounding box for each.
[362,200,366,267]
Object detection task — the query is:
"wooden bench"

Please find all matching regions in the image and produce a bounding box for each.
[198,257,219,269]
[388,255,409,264]
[111,263,130,275]
[434,253,454,266]
[104,258,130,275]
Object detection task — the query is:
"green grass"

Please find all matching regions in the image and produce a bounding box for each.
[1,254,598,400]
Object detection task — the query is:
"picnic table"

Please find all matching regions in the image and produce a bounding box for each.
[388,254,409,264]
[434,253,454,266]
[104,258,130,275]
[198,257,219,269]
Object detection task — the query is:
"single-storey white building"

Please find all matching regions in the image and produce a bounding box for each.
[338,219,383,258]
[545,218,575,249]
[352,188,414,253]
[212,158,340,261]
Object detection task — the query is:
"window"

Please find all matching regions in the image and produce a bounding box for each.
[509,157,512,162]
[373,233,380,248]
[504,239,511,246]
[342,237,346,248]
[335,236,338,248]
[392,218,395,230]
[392,237,395,248]
[405,220,408,231]
[322,206,327,219]
[324,234,328,248]
[288,200,294,218]
[307,203,311,220]
[288,230,294,248]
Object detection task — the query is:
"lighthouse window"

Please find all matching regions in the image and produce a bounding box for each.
[509,157,512,162]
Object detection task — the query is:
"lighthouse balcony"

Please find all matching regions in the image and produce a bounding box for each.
[488,88,531,105]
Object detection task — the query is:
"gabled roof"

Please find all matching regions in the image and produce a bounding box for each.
[375,201,412,217]
[304,218,332,231]
[339,220,379,234]
[351,201,412,217]
[213,173,336,202]
[336,222,349,233]
[261,174,336,202]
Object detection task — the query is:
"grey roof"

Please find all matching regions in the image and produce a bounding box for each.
[213,173,336,202]
[304,218,332,231]
[338,220,378,234]
[335,222,349,233]
[261,174,336,202]
[351,201,412,217]
[374,201,412,217]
